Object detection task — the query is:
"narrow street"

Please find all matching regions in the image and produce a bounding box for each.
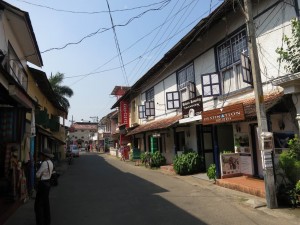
[4,153,299,225]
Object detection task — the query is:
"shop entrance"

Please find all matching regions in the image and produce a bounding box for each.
[196,125,214,171]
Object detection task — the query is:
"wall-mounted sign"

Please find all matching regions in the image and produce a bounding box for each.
[202,103,245,125]
[120,100,129,128]
[182,96,203,119]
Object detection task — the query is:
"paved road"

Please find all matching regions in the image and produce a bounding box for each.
[4,153,299,225]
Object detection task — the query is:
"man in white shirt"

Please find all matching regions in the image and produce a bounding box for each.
[34,148,54,225]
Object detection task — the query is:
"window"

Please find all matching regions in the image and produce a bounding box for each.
[217,30,250,94]
[145,101,155,116]
[201,73,221,97]
[8,43,28,91]
[177,64,195,89]
[166,91,180,109]
[145,87,155,116]
[146,87,154,101]
[138,105,145,119]
[180,81,196,102]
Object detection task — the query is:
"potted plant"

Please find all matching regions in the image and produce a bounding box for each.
[207,164,217,183]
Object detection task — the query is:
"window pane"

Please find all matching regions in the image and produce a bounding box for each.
[174,100,180,108]
[232,31,247,62]
[174,92,179,99]
[202,74,210,85]
[223,69,233,94]
[167,92,172,99]
[186,64,194,83]
[178,69,186,87]
[211,74,219,83]
[203,86,211,96]
[212,84,220,95]
[168,102,173,109]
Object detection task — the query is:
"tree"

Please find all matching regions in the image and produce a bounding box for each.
[49,72,74,111]
[276,18,300,74]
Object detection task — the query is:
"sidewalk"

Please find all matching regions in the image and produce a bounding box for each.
[110,153,300,221]
[1,159,70,225]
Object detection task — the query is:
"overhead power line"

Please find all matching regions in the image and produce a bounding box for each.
[14,0,171,14]
[106,0,129,86]
[40,1,171,54]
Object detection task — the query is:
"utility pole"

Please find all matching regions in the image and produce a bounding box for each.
[243,0,277,208]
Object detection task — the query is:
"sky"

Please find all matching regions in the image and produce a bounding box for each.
[5,0,223,126]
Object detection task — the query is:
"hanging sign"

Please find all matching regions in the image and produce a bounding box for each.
[182,96,203,119]
[120,100,129,128]
[202,103,245,125]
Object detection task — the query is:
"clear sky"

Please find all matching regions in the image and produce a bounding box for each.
[5,0,223,126]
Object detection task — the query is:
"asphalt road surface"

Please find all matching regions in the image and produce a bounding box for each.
[4,153,299,225]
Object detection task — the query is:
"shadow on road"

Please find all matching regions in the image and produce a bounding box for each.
[51,154,207,225]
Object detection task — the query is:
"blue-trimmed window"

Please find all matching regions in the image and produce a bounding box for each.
[217,29,251,94]
[177,63,195,90]
[201,73,221,97]
[166,91,180,109]
[146,87,154,101]
[138,105,145,119]
[145,101,155,116]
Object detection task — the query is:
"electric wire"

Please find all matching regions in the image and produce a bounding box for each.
[13,0,171,14]
[138,0,197,80]
[63,1,221,85]
[106,0,129,86]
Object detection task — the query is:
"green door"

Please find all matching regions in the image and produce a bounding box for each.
[150,136,158,153]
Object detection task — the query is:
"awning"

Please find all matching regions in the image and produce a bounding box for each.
[127,115,181,136]
[232,91,284,119]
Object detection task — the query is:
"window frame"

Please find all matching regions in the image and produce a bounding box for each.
[166,91,180,109]
[145,101,155,116]
[216,29,250,94]
[177,63,195,90]
[201,73,221,97]
[138,105,146,119]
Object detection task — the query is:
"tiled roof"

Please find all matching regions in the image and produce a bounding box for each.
[71,123,97,130]
[230,91,284,119]
[127,115,182,136]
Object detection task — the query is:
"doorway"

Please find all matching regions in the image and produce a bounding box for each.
[196,125,214,171]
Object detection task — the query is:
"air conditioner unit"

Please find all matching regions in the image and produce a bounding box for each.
[179,81,195,102]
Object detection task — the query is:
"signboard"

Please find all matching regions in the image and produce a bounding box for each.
[120,100,129,127]
[220,153,241,177]
[202,103,245,125]
[240,153,253,175]
[182,96,203,119]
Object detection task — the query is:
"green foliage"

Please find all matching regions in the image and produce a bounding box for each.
[140,152,150,164]
[296,180,300,194]
[279,151,300,185]
[276,18,300,73]
[173,151,202,175]
[140,152,165,168]
[48,72,74,110]
[207,164,217,182]
[150,151,166,168]
[287,135,300,161]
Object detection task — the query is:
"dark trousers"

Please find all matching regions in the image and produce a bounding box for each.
[34,180,51,225]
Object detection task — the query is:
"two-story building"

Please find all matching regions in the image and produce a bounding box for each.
[111,0,299,180]
[0,1,67,211]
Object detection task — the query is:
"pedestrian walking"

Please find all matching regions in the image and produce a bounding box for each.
[35,148,54,225]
